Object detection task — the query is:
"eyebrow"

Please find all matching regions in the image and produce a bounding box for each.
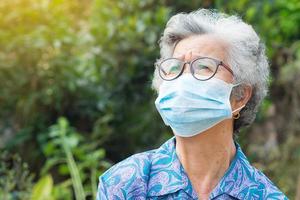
[173,53,218,61]
[173,52,219,59]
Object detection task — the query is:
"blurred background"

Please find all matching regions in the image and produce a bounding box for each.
[0,0,300,199]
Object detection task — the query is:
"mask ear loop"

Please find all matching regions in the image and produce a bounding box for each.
[230,82,246,119]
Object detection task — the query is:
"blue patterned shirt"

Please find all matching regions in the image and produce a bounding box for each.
[97,136,288,199]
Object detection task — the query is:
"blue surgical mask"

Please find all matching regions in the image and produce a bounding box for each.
[155,73,244,137]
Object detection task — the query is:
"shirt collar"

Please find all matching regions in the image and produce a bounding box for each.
[147,136,249,199]
[147,136,197,198]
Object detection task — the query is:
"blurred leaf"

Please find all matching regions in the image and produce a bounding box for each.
[31,175,53,200]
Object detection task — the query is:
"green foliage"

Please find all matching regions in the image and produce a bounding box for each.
[47,117,86,200]
[89,0,172,157]
[31,175,54,200]
[42,117,109,199]
[0,0,299,199]
[0,151,34,200]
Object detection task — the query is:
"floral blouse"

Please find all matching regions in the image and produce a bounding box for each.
[97,136,288,199]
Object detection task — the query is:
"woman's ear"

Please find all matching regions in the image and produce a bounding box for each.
[232,84,252,115]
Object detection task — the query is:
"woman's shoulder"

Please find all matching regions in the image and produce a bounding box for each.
[101,149,156,181]
[97,137,177,199]
[230,143,288,199]
[97,149,157,199]
[248,165,288,199]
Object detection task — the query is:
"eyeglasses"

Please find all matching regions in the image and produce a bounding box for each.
[157,56,234,81]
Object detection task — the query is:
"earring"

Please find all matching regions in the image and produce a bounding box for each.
[233,113,240,119]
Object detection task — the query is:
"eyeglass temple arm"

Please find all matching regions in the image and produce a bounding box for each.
[157,64,168,76]
[220,61,234,75]
[161,68,167,75]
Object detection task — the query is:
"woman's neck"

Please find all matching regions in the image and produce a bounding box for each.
[175,119,236,199]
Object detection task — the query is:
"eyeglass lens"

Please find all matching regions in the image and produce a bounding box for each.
[159,58,218,80]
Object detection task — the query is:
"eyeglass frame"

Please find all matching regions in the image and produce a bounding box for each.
[157,56,234,81]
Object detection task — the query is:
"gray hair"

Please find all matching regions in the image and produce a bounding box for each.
[152,9,269,134]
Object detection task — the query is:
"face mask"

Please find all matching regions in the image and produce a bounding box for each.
[155,73,244,137]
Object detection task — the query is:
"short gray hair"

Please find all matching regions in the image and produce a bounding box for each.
[152,9,269,134]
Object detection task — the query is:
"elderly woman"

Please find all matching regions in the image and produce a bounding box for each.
[97,9,287,200]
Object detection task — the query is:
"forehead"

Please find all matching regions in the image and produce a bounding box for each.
[173,34,229,61]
